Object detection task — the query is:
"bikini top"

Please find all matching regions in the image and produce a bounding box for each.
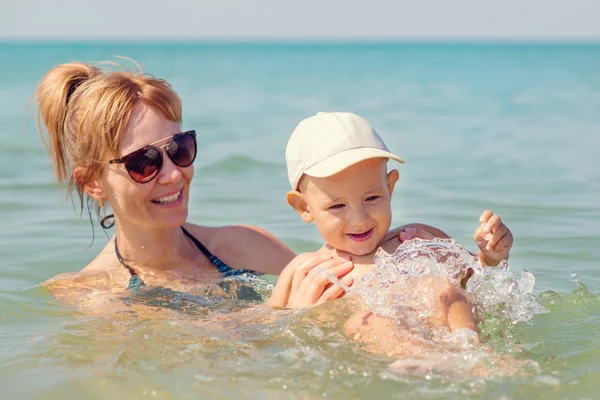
[114,226,258,290]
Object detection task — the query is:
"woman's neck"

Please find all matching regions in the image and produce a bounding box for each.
[112,222,194,272]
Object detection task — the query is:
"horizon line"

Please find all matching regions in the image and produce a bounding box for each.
[1,37,600,45]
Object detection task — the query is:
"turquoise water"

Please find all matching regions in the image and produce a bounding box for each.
[0,42,599,399]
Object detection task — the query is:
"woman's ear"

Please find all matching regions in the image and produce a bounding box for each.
[286,190,314,223]
[386,169,400,196]
[74,167,106,203]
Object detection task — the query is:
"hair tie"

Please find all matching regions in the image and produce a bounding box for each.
[66,81,83,106]
[100,214,115,229]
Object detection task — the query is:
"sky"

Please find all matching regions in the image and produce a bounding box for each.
[1,0,599,41]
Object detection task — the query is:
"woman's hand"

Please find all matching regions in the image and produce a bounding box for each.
[398,226,437,242]
[268,252,354,309]
[382,223,450,244]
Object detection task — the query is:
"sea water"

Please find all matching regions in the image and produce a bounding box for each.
[1,42,599,399]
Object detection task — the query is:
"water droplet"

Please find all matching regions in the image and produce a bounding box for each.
[569,271,579,283]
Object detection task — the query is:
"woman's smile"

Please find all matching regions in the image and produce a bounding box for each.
[151,188,184,207]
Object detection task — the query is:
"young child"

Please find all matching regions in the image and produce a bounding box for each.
[280,111,513,336]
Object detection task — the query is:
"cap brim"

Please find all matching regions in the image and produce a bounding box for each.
[304,147,404,179]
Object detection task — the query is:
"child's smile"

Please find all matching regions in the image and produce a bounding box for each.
[347,228,374,242]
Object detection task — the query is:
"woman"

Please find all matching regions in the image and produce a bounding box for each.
[35,60,313,298]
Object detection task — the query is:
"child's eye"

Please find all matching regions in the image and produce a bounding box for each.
[366,196,380,202]
[328,204,345,210]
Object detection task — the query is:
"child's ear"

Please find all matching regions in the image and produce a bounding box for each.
[74,167,107,203]
[386,169,400,196]
[286,190,314,223]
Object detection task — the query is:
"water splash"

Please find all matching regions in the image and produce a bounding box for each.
[345,238,547,377]
[466,265,548,325]
[353,238,547,328]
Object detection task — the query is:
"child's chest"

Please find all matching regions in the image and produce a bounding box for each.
[347,237,402,280]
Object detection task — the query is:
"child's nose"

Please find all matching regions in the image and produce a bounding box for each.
[349,207,369,227]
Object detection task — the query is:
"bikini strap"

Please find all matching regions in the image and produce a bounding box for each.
[180,226,235,274]
[114,237,141,277]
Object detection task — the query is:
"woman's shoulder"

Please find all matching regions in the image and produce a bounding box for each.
[42,238,129,293]
[183,223,295,274]
[183,223,289,250]
[79,237,123,273]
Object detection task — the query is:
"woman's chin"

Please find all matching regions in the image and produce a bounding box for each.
[153,210,189,229]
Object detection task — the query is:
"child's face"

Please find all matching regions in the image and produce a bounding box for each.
[293,158,399,256]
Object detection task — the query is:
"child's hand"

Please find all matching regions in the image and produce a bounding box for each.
[473,210,513,266]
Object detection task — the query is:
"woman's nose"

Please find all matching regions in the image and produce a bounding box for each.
[156,151,183,184]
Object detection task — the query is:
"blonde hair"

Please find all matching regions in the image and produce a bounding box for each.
[34,59,182,216]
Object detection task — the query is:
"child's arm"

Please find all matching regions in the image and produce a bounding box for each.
[473,210,513,267]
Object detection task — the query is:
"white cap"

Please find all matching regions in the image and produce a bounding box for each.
[285,112,404,189]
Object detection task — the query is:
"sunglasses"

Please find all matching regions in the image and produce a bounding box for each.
[108,130,197,183]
